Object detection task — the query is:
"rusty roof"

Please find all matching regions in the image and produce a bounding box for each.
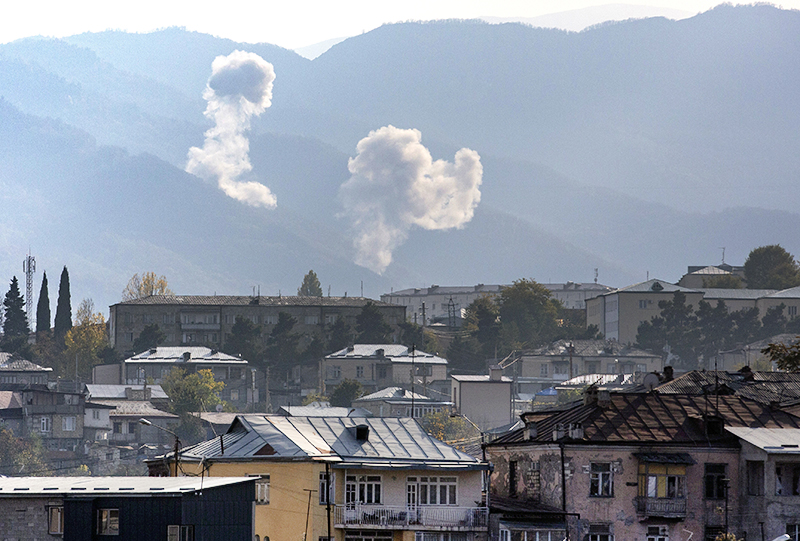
[656,370,800,405]
[490,393,800,447]
[113,295,396,308]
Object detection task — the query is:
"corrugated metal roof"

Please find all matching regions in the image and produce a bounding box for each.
[389,285,505,296]
[451,374,513,382]
[179,415,483,469]
[125,347,245,364]
[656,371,800,405]
[276,406,372,417]
[726,427,800,453]
[491,393,800,446]
[326,345,447,364]
[689,266,732,276]
[0,476,252,495]
[86,384,168,400]
[358,387,432,401]
[114,295,393,307]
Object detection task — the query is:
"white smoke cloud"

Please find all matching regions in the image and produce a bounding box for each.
[186,50,277,209]
[340,125,483,273]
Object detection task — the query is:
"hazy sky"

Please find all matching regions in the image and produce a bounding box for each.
[5,1,800,50]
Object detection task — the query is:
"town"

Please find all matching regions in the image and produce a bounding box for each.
[2,246,800,541]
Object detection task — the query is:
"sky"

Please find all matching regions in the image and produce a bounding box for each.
[4,1,800,51]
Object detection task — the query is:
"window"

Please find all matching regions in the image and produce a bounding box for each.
[553,363,568,375]
[590,463,613,497]
[377,366,387,379]
[325,314,338,324]
[776,464,800,495]
[588,524,612,541]
[356,366,364,378]
[230,389,239,401]
[639,463,686,499]
[93,409,101,420]
[329,365,341,379]
[230,368,242,380]
[540,364,548,376]
[253,475,270,504]
[41,416,51,433]
[639,300,648,309]
[128,421,137,434]
[346,475,382,504]
[788,524,800,541]
[97,509,119,535]
[143,314,154,324]
[704,464,727,499]
[125,333,134,342]
[790,306,798,317]
[320,471,334,504]
[113,422,122,434]
[509,461,518,498]
[748,460,764,495]
[162,314,173,324]
[265,315,277,325]
[647,526,669,541]
[62,416,76,432]
[499,530,511,541]
[305,315,320,325]
[585,362,599,374]
[407,476,457,505]
[48,506,64,534]
[168,525,195,541]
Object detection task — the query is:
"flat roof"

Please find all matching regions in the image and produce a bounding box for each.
[0,476,253,495]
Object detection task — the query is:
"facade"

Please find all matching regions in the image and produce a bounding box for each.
[0,354,52,387]
[451,367,513,431]
[678,265,744,288]
[0,476,255,541]
[485,392,800,541]
[153,415,490,541]
[381,283,612,326]
[504,339,662,396]
[109,294,405,352]
[352,387,453,418]
[322,344,448,395]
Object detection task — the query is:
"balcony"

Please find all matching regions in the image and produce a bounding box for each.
[334,505,488,531]
[635,497,687,518]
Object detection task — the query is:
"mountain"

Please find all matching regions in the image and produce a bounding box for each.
[1,6,800,313]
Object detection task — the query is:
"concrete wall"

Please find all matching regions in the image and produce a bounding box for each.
[452,380,512,431]
[0,497,62,539]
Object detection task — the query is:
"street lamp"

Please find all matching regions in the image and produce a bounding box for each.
[139,418,181,477]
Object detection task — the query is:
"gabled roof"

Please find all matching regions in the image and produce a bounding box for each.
[0,476,253,495]
[114,295,394,308]
[125,346,246,364]
[766,286,800,299]
[491,393,800,446]
[700,289,777,300]
[0,355,52,372]
[610,279,699,295]
[0,391,22,409]
[451,374,512,383]
[726,427,800,453]
[325,345,447,364]
[276,406,372,417]
[179,415,485,469]
[85,384,168,400]
[91,400,177,418]
[357,387,433,401]
[689,266,732,276]
[656,370,800,405]
[526,339,659,358]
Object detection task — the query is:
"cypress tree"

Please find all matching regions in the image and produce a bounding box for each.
[2,277,29,339]
[54,266,72,340]
[36,271,50,333]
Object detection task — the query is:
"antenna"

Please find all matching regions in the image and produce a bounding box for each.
[719,247,726,265]
[23,252,35,325]
[594,268,598,284]
[361,280,363,297]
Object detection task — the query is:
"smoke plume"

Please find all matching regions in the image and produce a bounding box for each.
[186,50,277,208]
[340,125,483,273]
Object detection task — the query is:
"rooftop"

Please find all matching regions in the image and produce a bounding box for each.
[525,339,659,358]
[0,354,52,372]
[326,344,447,364]
[609,279,699,295]
[125,347,246,364]
[276,405,372,417]
[656,370,800,405]
[726,427,800,454]
[0,476,253,496]
[85,384,168,400]
[91,400,178,418]
[114,295,395,308]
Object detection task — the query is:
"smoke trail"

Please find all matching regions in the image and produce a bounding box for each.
[186,50,277,208]
[340,125,483,273]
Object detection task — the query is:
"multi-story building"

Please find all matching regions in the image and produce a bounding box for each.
[451,367,514,431]
[484,391,800,541]
[352,387,453,418]
[109,295,405,353]
[0,354,53,387]
[321,344,448,395]
[381,283,612,326]
[151,415,490,541]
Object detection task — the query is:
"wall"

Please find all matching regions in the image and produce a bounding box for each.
[0,497,59,539]
[452,380,512,431]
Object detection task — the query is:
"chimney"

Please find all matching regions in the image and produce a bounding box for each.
[182,352,191,362]
[552,423,566,441]
[523,422,537,441]
[489,365,503,381]
[149,347,157,355]
[351,424,370,442]
[375,348,385,358]
[568,422,584,439]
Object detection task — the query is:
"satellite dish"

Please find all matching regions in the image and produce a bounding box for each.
[643,373,660,392]
[215,404,224,412]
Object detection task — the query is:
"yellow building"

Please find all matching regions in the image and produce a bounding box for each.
[150,415,489,541]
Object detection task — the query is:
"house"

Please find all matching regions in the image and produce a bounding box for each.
[451,367,513,431]
[321,344,448,395]
[0,353,52,387]
[93,346,258,410]
[655,368,800,407]
[484,392,800,541]
[150,415,490,541]
[109,294,405,352]
[352,387,452,418]
[678,265,745,288]
[0,476,255,541]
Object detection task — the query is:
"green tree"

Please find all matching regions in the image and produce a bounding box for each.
[762,337,800,372]
[398,321,439,353]
[498,279,561,349]
[446,333,484,373]
[122,271,174,301]
[760,303,788,339]
[695,300,735,361]
[464,295,500,359]
[53,266,72,341]
[2,276,30,353]
[225,315,264,364]
[265,312,300,375]
[703,274,744,288]
[300,335,326,362]
[161,367,225,415]
[328,378,363,407]
[729,307,761,345]
[356,302,392,343]
[327,317,354,352]
[64,299,108,379]
[744,245,800,290]
[132,324,166,353]
[419,411,476,445]
[36,271,51,333]
[0,427,47,476]
[636,291,699,368]
[297,270,323,297]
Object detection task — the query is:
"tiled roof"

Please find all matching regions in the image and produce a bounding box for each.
[85,384,168,400]
[491,393,800,446]
[179,415,485,468]
[0,355,52,372]
[113,295,394,307]
[125,347,245,364]
[656,370,800,405]
[92,400,177,418]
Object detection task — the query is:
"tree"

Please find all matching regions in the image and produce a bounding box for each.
[0,427,47,476]
[446,332,484,373]
[635,291,699,368]
[464,295,500,359]
[327,317,354,352]
[760,303,788,339]
[36,271,51,333]
[297,270,323,297]
[2,277,29,353]
[122,271,173,301]
[64,298,108,379]
[497,279,561,349]
[161,367,225,415]
[418,411,476,446]
[398,321,439,353]
[744,245,800,290]
[703,274,743,289]
[356,302,392,343]
[53,266,72,340]
[265,312,301,375]
[132,324,166,353]
[225,315,264,364]
[762,338,800,372]
[328,379,363,407]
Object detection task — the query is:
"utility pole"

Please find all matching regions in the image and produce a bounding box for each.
[303,488,317,541]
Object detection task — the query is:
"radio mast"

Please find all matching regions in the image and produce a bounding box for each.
[23,252,36,325]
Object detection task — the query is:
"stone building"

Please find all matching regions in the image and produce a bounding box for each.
[109,294,406,353]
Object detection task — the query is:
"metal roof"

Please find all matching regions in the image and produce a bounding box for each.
[607,279,699,295]
[113,295,394,308]
[451,374,513,382]
[388,285,505,296]
[526,339,659,358]
[726,427,800,453]
[699,289,777,300]
[125,347,246,364]
[689,266,732,276]
[0,476,253,495]
[326,345,447,364]
[656,370,800,405]
[766,286,800,299]
[179,415,485,469]
[555,374,637,388]
[276,406,372,417]
[633,452,696,464]
[0,391,22,409]
[86,384,168,400]
[357,387,433,401]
